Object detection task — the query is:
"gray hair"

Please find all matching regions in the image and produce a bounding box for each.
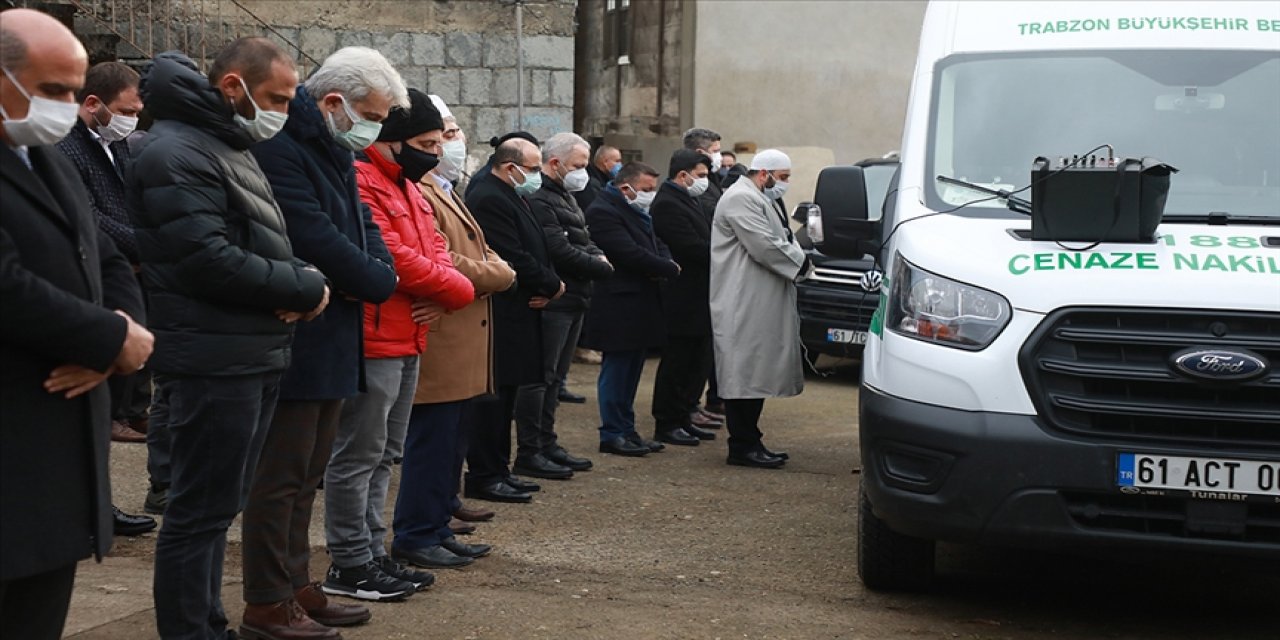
[682,127,721,151]
[304,46,408,109]
[0,28,26,71]
[541,131,589,163]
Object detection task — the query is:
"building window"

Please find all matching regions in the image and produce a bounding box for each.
[604,0,631,65]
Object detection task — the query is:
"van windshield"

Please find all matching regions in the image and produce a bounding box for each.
[928,50,1280,220]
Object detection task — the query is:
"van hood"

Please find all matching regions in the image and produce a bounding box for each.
[893,215,1280,314]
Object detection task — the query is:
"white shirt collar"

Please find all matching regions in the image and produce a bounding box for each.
[429,171,454,195]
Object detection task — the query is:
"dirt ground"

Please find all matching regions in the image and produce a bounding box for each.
[66,359,1278,639]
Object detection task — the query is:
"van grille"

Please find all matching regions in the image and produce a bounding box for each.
[1062,491,1280,544]
[797,285,879,326]
[1019,308,1280,448]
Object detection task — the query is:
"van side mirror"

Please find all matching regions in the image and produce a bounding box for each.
[812,165,880,259]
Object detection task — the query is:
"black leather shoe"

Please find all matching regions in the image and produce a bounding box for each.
[762,447,789,461]
[440,536,492,558]
[113,506,157,536]
[683,424,717,441]
[392,544,474,569]
[504,475,541,493]
[465,481,532,503]
[655,428,700,446]
[512,453,574,480]
[545,447,593,471]
[626,432,664,452]
[598,436,649,457]
[727,450,786,469]
[557,389,587,404]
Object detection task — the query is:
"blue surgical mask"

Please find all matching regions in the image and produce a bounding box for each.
[327,95,382,151]
[609,161,622,177]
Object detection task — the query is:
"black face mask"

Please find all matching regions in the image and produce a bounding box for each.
[393,144,440,183]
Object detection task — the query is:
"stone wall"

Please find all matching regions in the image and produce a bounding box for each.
[248,0,577,147]
[96,0,576,153]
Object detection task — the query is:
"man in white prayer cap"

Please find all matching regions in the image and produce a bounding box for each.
[708,149,811,469]
[429,93,469,184]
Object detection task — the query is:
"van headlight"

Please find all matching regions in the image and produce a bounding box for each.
[887,255,1010,350]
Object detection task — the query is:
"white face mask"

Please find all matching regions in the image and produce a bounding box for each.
[562,166,590,192]
[762,174,790,200]
[707,150,723,172]
[687,175,710,197]
[438,138,467,181]
[1,67,80,147]
[231,77,288,142]
[628,188,657,213]
[93,106,138,143]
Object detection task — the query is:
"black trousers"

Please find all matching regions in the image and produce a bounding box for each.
[449,399,476,514]
[465,387,516,488]
[724,398,766,456]
[0,563,76,640]
[651,334,714,434]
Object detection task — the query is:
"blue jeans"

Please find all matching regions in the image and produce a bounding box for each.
[393,401,466,551]
[597,349,647,441]
[153,372,280,640]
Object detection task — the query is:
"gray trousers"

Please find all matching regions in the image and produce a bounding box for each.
[324,356,419,568]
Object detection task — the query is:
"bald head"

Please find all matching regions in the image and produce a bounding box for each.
[491,138,541,188]
[1,9,89,145]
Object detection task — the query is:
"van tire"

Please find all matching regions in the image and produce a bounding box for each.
[857,487,935,591]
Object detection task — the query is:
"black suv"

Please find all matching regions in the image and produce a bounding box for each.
[794,157,899,360]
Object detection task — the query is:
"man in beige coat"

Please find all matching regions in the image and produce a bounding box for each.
[390,96,517,560]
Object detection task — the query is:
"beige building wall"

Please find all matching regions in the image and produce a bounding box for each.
[691,0,925,204]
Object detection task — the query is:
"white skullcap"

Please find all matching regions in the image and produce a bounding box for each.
[749,149,791,171]
[428,94,454,120]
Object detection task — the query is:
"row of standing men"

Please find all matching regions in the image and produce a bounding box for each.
[1,15,810,640]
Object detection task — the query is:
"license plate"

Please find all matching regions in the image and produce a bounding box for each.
[826,328,868,344]
[1117,453,1280,499]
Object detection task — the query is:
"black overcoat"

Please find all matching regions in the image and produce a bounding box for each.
[465,170,560,386]
[251,88,397,401]
[1,144,144,580]
[581,187,680,353]
[651,179,712,337]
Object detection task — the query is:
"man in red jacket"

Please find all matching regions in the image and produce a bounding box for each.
[328,89,479,591]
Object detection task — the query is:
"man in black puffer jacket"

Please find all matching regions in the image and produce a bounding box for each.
[129,40,329,640]
[518,132,614,478]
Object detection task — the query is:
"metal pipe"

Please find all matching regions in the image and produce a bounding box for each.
[515,0,524,130]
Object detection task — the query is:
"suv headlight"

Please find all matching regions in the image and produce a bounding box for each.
[887,254,1010,350]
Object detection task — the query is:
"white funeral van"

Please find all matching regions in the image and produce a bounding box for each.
[811,1,1280,590]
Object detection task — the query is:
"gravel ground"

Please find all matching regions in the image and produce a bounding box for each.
[65,358,1278,639]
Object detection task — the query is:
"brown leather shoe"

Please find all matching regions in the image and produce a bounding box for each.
[690,411,723,429]
[453,503,495,522]
[241,599,341,640]
[449,518,476,535]
[294,583,370,627]
[111,420,147,443]
[128,417,149,434]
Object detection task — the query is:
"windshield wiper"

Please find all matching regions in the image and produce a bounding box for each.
[1162,212,1280,226]
[936,175,1032,215]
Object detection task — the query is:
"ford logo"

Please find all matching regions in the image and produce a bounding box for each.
[1170,348,1269,383]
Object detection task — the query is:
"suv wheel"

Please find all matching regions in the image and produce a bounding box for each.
[857,486,935,591]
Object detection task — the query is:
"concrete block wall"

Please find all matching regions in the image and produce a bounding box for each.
[122,0,577,173]
[259,3,577,152]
